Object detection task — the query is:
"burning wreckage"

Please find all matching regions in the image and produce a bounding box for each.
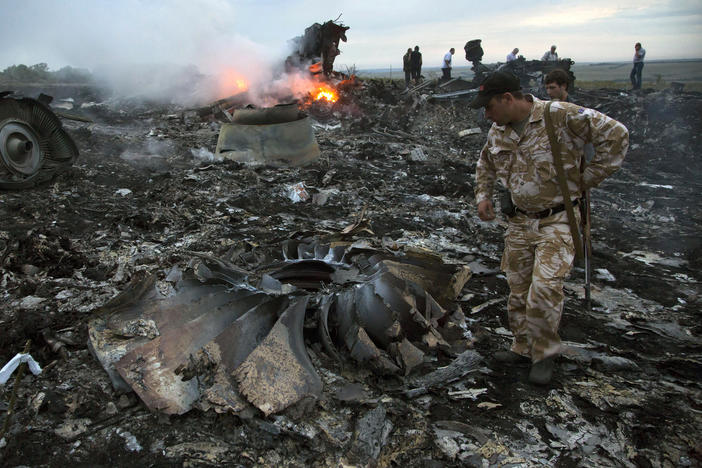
[2,21,702,468]
[286,19,350,77]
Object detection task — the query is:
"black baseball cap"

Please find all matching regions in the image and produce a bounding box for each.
[469,71,521,108]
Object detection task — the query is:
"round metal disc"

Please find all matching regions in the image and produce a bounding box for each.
[0,119,43,176]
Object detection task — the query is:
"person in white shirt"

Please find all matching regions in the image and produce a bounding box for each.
[441,48,455,81]
[630,42,646,90]
[541,45,558,61]
[506,48,519,62]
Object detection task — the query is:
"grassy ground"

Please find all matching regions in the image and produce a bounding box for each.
[576,80,702,92]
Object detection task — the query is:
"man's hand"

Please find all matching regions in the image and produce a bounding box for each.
[478,200,496,221]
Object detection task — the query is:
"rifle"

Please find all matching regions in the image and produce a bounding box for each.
[544,102,592,310]
[580,146,594,311]
[580,188,592,311]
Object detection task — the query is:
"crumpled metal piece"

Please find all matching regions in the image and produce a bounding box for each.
[88,238,471,416]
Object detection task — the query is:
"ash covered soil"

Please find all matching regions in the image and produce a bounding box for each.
[1,80,701,467]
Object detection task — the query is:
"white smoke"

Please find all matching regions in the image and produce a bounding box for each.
[0,0,306,106]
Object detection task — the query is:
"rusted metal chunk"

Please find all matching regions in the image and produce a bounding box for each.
[214,106,320,167]
[197,296,290,415]
[233,296,322,415]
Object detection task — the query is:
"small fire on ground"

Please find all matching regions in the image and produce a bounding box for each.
[217,67,341,107]
[310,83,338,103]
[219,68,249,95]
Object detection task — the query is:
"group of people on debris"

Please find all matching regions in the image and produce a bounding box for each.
[403,46,457,87]
[506,44,558,62]
[403,42,646,91]
[505,43,647,90]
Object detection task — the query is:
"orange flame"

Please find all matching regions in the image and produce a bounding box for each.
[219,68,249,96]
[312,84,338,103]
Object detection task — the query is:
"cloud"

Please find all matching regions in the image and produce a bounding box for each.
[0,0,700,80]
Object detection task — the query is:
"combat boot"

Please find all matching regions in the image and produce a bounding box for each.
[529,356,556,385]
[492,350,530,365]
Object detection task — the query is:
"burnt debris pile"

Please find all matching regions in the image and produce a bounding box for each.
[0,78,701,467]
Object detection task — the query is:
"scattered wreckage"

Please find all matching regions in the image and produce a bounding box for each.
[464,38,576,88]
[1,53,701,466]
[0,91,79,189]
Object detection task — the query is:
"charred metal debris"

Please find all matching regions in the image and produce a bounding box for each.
[0,91,79,189]
[214,103,321,166]
[412,39,577,102]
[89,239,474,416]
[286,19,350,77]
[464,39,576,89]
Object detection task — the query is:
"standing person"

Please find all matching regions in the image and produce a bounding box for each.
[506,48,519,62]
[541,45,558,61]
[469,71,628,385]
[410,46,423,84]
[403,48,413,88]
[442,48,455,81]
[630,42,646,90]
[544,69,571,102]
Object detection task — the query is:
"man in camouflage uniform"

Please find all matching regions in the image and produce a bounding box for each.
[469,71,628,384]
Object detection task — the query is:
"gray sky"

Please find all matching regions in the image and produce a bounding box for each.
[1,0,700,72]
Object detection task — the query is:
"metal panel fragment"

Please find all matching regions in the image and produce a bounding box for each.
[115,289,273,414]
[233,296,323,415]
[214,113,320,167]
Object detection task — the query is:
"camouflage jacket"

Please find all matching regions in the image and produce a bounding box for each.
[475,96,629,213]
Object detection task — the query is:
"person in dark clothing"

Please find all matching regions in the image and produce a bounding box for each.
[410,46,423,84]
[403,48,412,88]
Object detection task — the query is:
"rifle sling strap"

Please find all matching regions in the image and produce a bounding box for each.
[544,102,584,261]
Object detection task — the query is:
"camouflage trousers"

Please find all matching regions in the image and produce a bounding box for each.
[501,211,576,362]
